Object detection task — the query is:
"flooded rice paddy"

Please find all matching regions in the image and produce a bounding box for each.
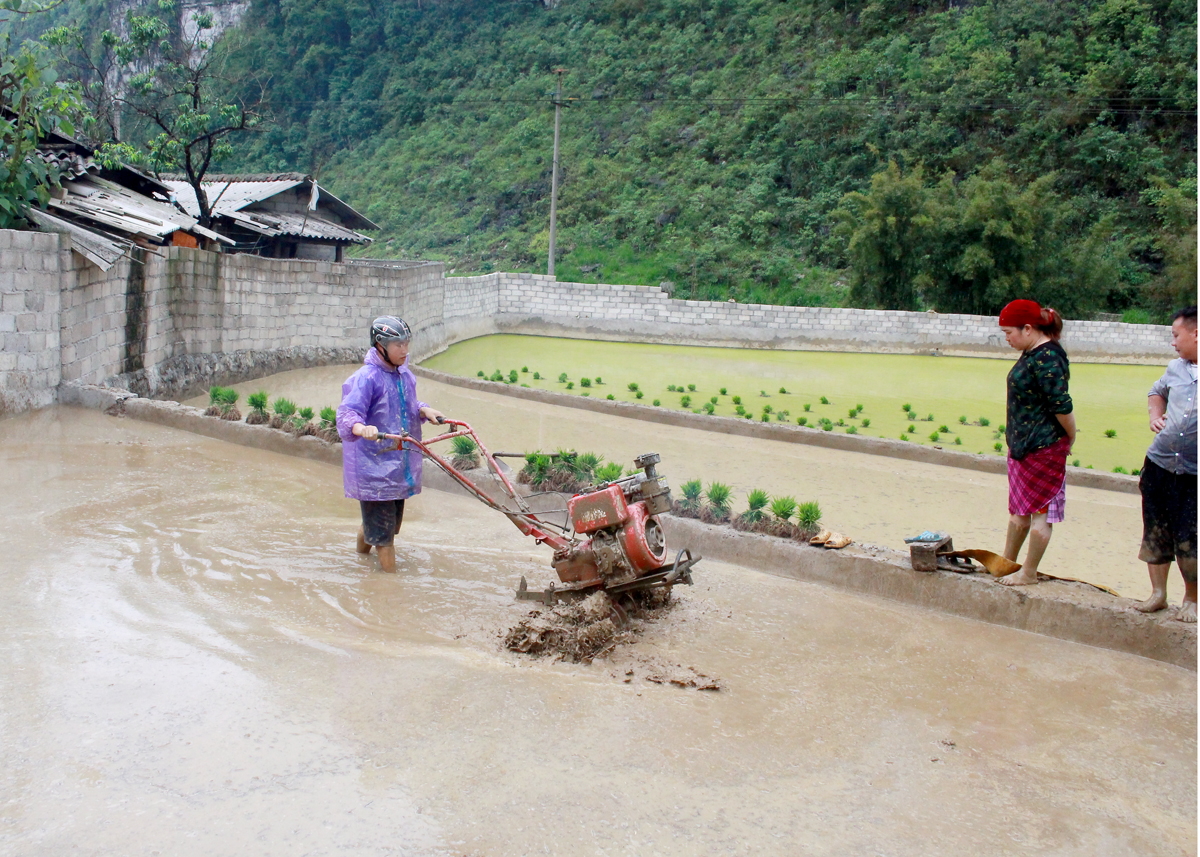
[1,406,1195,856]
[423,334,1164,474]
[196,365,1149,597]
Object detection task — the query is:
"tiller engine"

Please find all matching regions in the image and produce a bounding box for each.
[383,421,700,610]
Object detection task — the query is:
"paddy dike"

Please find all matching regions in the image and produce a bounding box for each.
[2,405,1194,856]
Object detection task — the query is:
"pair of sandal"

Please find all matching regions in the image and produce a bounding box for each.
[810,529,852,549]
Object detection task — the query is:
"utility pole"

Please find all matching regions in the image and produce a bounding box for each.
[547,68,566,278]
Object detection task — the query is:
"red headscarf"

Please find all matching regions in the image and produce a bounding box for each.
[998,299,1044,328]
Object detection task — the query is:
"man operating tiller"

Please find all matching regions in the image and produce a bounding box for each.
[337,316,445,573]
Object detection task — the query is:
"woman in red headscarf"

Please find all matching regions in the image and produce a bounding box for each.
[997,299,1076,585]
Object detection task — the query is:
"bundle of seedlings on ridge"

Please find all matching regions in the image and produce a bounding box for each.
[245,391,270,425]
[269,396,296,430]
[204,386,241,421]
[518,449,605,494]
[317,407,341,443]
[672,480,824,543]
[449,434,480,469]
[286,405,317,437]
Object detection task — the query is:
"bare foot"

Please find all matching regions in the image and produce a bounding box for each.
[1176,601,1197,623]
[1135,591,1168,613]
[999,570,1038,586]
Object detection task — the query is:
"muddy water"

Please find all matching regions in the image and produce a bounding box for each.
[195,365,1150,597]
[1,407,1195,855]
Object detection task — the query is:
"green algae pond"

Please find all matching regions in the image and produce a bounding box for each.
[422,334,1164,475]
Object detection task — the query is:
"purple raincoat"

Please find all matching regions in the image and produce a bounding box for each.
[337,348,429,501]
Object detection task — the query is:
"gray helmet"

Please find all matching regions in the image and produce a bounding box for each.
[370,316,411,348]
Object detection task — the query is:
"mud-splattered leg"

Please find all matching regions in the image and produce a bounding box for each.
[1177,556,1196,623]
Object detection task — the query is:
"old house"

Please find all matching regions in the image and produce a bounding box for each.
[163,174,377,261]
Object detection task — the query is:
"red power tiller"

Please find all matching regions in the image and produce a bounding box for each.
[383,420,699,612]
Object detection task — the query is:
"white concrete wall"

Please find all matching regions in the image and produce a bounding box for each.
[0,227,1177,416]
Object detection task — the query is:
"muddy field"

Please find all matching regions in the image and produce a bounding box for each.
[0,406,1194,856]
[190,366,1149,596]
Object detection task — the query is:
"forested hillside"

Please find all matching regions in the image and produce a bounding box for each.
[29,1,1200,316]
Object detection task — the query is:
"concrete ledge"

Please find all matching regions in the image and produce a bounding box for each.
[414,366,1139,495]
[661,515,1196,671]
[96,395,1193,670]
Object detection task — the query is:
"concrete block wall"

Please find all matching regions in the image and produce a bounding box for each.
[0,230,67,415]
[59,252,132,384]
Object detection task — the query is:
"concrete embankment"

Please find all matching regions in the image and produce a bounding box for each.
[71,382,1194,670]
[414,367,1140,495]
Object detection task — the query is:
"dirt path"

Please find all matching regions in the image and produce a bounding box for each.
[1,406,1193,856]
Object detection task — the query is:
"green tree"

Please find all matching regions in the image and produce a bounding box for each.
[0,38,81,228]
[834,160,931,310]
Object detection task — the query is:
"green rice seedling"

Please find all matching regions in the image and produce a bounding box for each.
[558,372,569,383]
[477,370,485,377]
[997,424,1005,434]
[710,396,718,405]
[958,415,967,424]
[770,495,797,522]
[994,441,1003,452]
[679,479,703,514]
[247,391,268,414]
[938,424,950,433]
[607,394,615,400]
[1104,429,1117,438]
[576,452,603,479]
[900,433,909,441]
[489,370,504,382]
[1113,465,1128,474]
[760,390,768,397]
[207,385,225,406]
[628,382,639,392]
[1132,467,1141,476]
[218,387,239,405]
[450,435,480,469]
[861,418,870,428]
[846,425,858,434]
[1072,458,1080,467]
[803,403,811,412]
[595,462,624,482]
[719,387,727,395]
[703,402,716,414]
[635,390,644,399]
[298,406,314,421]
[779,387,789,394]
[924,413,934,422]
[580,377,591,387]
[902,403,912,412]
[798,417,808,426]
[668,384,678,392]
[680,395,692,408]
[508,370,518,383]
[797,500,822,529]
[319,406,336,428]
[741,488,770,524]
[820,396,829,405]
[836,418,845,426]
[594,377,602,384]
[704,482,733,519]
[759,413,769,421]
[566,381,574,389]
[847,407,857,418]
[521,384,530,388]
[687,384,696,392]
[929,431,940,442]
[732,395,742,405]
[822,422,833,431]
[533,371,541,380]
[762,404,773,414]
[979,417,990,426]
[272,397,296,417]
[954,437,962,445]
[779,409,790,418]
[1087,465,1094,469]
[908,424,916,433]
[855,403,863,411]
[520,452,552,486]
[581,392,590,397]
[652,399,661,406]
[734,405,746,416]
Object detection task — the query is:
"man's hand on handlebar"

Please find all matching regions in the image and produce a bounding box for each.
[419,406,446,424]
[352,423,379,440]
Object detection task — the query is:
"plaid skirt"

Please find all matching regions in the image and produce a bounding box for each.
[1008,436,1070,522]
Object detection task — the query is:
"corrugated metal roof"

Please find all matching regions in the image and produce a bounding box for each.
[227,209,371,243]
[46,175,232,245]
[163,176,378,232]
[27,207,130,271]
